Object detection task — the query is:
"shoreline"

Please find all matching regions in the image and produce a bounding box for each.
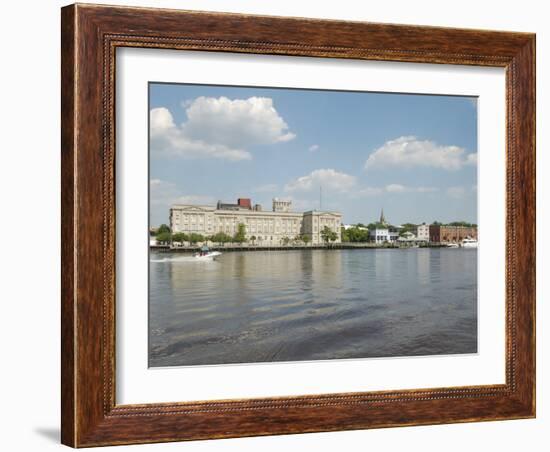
[150,243,449,253]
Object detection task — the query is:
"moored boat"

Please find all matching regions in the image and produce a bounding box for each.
[461,238,478,248]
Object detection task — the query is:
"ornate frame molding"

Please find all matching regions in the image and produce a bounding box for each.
[61,4,535,447]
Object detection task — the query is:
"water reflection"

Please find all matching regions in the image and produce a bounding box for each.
[149,249,477,366]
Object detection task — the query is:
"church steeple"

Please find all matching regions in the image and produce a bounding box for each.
[379,208,387,225]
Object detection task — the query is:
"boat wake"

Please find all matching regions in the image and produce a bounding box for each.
[150,256,218,263]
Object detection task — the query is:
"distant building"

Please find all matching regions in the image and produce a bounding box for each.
[397,231,417,242]
[369,227,399,244]
[216,198,252,211]
[272,198,292,213]
[429,224,477,244]
[170,198,342,246]
[416,223,430,242]
[369,208,398,243]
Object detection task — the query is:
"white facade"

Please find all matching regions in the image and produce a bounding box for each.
[369,228,399,244]
[417,223,430,241]
[272,198,292,213]
[169,199,342,246]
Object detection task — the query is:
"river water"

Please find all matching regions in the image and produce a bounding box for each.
[149,248,477,367]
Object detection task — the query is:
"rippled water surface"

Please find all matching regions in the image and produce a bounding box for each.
[149,248,477,367]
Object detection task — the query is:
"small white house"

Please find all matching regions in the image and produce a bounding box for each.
[370,228,399,244]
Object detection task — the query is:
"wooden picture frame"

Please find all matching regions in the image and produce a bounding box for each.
[61,3,535,447]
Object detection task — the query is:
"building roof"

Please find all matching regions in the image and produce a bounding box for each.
[171,204,341,217]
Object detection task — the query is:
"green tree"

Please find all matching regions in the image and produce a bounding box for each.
[156,231,171,244]
[341,227,350,243]
[282,236,291,246]
[210,232,232,244]
[188,233,205,244]
[301,234,311,246]
[233,223,247,244]
[250,235,257,245]
[346,226,370,242]
[157,224,171,234]
[400,223,417,234]
[171,232,188,243]
[367,222,387,230]
[320,226,338,245]
[448,221,476,227]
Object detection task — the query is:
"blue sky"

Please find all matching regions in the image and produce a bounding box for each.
[149,83,477,227]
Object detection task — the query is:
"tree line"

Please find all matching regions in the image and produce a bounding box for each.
[152,223,338,246]
[341,220,477,243]
[430,221,477,227]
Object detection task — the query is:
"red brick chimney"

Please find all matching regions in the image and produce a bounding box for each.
[237,198,252,209]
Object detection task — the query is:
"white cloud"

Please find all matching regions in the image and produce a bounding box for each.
[353,184,438,197]
[150,96,295,161]
[354,187,384,197]
[309,144,320,152]
[385,183,407,193]
[283,196,312,212]
[284,169,356,193]
[365,136,477,171]
[385,184,438,193]
[150,179,214,207]
[446,186,466,198]
[465,153,478,166]
[174,195,216,205]
[150,107,250,161]
[284,169,439,198]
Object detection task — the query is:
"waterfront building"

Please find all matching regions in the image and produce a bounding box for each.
[369,227,399,244]
[170,198,342,246]
[369,208,398,243]
[429,224,478,244]
[416,223,430,242]
[397,231,417,242]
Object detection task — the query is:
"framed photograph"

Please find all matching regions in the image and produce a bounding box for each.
[61,3,535,447]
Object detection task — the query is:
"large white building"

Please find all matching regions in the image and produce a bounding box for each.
[170,198,342,246]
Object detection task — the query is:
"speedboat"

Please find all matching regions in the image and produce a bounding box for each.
[447,243,459,248]
[193,251,222,260]
[193,245,222,260]
[461,238,478,248]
